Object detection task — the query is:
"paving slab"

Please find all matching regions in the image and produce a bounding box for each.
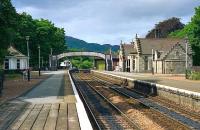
[0,70,81,130]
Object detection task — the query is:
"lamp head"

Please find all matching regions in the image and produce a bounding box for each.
[26,36,30,41]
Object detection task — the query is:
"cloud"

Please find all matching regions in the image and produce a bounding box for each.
[12,0,200,45]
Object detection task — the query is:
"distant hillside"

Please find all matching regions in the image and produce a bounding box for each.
[65,36,119,53]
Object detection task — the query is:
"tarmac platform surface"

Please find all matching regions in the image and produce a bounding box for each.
[102,71,200,93]
[0,70,92,130]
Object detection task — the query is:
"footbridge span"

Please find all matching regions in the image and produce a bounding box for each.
[49,51,113,71]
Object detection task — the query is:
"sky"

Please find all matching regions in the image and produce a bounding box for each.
[12,0,200,45]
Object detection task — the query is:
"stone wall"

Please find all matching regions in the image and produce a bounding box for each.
[164,44,192,74]
[165,61,185,74]
[92,70,200,111]
[138,55,152,73]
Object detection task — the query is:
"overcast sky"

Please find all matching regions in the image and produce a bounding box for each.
[12,0,200,45]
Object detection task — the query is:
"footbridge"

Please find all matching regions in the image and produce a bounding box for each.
[49,51,113,71]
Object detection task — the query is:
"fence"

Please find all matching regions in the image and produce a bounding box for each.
[186,66,200,80]
[191,66,200,72]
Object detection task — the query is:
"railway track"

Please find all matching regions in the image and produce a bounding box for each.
[92,74,200,122]
[90,74,200,130]
[96,73,200,121]
[127,87,200,123]
[71,73,139,130]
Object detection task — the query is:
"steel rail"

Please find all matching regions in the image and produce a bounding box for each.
[91,75,199,129]
[72,74,128,130]
[111,87,197,130]
[74,73,141,130]
[71,74,102,130]
[126,87,200,122]
[85,81,141,130]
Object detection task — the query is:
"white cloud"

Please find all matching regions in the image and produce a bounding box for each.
[12,0,200,45]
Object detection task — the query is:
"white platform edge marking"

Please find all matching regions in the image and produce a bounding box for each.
[68,71,93,130]
[92,70,200,97]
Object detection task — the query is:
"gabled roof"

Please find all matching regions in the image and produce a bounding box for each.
[7,46,27,57]
[121,43,137,56]
[137,38,183,55]
[160,41,192,60]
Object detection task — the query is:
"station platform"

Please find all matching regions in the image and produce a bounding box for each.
[99,71,200,93]
[0,70,92,130]
[92,70,200,111]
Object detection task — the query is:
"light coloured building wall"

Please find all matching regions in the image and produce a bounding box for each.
[156,61,163,74]
[9,58,17,70]
[20,58,28,70]
[130,57,134,72]
[6,57,28,70]
[139,56,145,72]
[127,55,134,72]
[135,56,140,72]
[137,55,152,73]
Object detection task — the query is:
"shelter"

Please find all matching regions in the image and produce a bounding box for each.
[4,46,28,70]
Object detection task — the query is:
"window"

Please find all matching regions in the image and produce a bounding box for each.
[175,51,179,58]
[157,51,161,59]
[5,59,9,70]
[144,56,148,70]
[133,59,135,70]
[17,59,20,69]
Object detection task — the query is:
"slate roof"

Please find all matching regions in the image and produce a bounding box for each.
[122,43,137,56]
[138,38,183,54]
[120,38,192,61]
[7,46,27,57]
[137,38,192,60]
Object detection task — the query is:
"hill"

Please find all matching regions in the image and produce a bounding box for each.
[65,36,119,53]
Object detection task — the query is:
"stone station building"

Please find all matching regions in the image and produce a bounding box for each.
[118,36,193,74]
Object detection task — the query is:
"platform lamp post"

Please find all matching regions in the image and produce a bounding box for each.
[184,37,188,79]
[185,37,188,69]
[26,36,30,81]
[49,48,53,70]
[152,49,154,75]
[41,57,44,68]
[38,45,41,76]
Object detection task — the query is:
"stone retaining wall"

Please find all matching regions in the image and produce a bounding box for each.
[92,70,200,111]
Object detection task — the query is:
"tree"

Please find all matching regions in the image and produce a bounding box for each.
[169,7,200,65]
[0,0,18,65]
[0,1,67,68]
[70,56,93,69]
[146,17,184,38]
